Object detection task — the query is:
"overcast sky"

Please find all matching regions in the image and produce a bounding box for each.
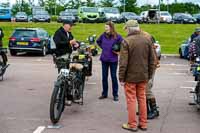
[0,0,200,6]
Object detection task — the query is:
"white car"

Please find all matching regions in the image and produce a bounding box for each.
[159,11,172,23]
[154,41,161,60]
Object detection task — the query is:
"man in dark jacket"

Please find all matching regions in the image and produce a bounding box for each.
[191,27,200,43]
[0,28,4,48]
[53,20,77,106]
[53,20,77,57]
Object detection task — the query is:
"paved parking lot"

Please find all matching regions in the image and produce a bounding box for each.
[0,54,200,133]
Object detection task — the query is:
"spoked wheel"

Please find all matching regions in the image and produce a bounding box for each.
[0,54,6,77]
[50,83,65,124]
[78,80,84,105]
[73,75,85,105]
[79,75,85,105]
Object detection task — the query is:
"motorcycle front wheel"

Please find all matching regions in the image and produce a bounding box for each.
[0,53,7,77]
[50,82,65,124]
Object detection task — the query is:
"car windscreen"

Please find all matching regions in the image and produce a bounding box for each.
[104,8,119,14]
[181,14,192,18]
[36,11,48,15]
[160,12,170,16]
[13,30,37,38]
[0,9,9,14]
[60,12,72,16]
[17,12,26,15]
[82,8,98,13]
[124,12,136,16]
[66,9,78,15]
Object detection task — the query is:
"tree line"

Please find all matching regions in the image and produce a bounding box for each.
[1,0,200,16]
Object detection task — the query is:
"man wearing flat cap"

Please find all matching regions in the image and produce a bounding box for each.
[53,20,77,106]
[53,20,77,57]
[191,27,200,43]
[119,20,155,131]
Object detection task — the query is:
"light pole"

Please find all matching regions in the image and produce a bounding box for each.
[158,0,161,24]
[167,0,169,12]
[123,0,125,12]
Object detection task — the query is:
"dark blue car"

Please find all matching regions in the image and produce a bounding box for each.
[179,38,191,59]
[9,28,50,56]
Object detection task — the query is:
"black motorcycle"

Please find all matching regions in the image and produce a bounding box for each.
[190,56,200,110]
[0,48,9,80]
[87,35,98,56]
[50,42,92,124]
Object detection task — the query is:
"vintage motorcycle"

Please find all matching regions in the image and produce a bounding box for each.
[190,56,200,110]
[49,42,92,124]
[0,48,9,80]
[87,35,98,56]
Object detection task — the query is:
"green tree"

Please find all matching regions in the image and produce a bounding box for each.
[119,0,139,13]
[85,0,96,7]
[11,1,31,15]
[99,0,114,7]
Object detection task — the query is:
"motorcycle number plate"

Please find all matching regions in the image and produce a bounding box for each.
[79,54,85,60]
[197,66,200,71]
[90,45,95,49]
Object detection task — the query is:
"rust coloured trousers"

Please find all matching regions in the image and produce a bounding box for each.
[124,81,147,128]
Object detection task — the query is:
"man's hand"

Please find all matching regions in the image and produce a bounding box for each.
[70,39,76,45]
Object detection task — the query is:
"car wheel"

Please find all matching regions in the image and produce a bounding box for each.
[42,46,47,56]
[10,50,17,56]
[179,48,183,58]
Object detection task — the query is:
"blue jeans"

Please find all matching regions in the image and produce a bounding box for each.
[101,61,118,97]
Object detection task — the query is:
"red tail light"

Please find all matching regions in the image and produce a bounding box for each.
[30,38,41,42]
[9,37,16,41]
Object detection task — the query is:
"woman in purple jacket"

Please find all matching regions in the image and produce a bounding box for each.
[96,21,123,101]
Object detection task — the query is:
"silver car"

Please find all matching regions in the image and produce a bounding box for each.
[152,36,161,60]
[15,12,28,22]
[154,41,161,60]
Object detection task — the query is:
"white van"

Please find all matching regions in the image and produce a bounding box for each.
[159,11,172,23]
[140,9,159,23]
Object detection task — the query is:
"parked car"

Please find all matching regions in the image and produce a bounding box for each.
[159,11,172,23]
[179,38,191,59]
[173,13,196,24]
[121,12,142,23]
[57,11,75,23]
[140,9,159,23]
[15,12,28,22]
[78,7,101,23]
[32,11,51,23]
[193,14,200,24]
[99,7,123,23]
[8,28,50,56]
[65,9,79,22]
[0,7,11,21]
[151,36,161,60]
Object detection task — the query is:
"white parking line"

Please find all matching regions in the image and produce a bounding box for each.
[86,82,97,85]
[161,63,188,67]
[171,73,187,75]
[185,81,197,83]
[180,86,194,89]
[33,126,45,133]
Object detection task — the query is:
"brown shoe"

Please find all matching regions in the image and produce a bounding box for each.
[138,125,147,131]
[122,123,137,132]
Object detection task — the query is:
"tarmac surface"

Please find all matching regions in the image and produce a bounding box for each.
[0,54,200,133]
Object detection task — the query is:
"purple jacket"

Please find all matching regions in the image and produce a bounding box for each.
[96,32,123,62]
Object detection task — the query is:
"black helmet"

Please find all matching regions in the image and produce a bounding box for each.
[112,43,121,52]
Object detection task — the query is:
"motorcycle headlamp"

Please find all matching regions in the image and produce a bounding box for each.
[196,57,200,62]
